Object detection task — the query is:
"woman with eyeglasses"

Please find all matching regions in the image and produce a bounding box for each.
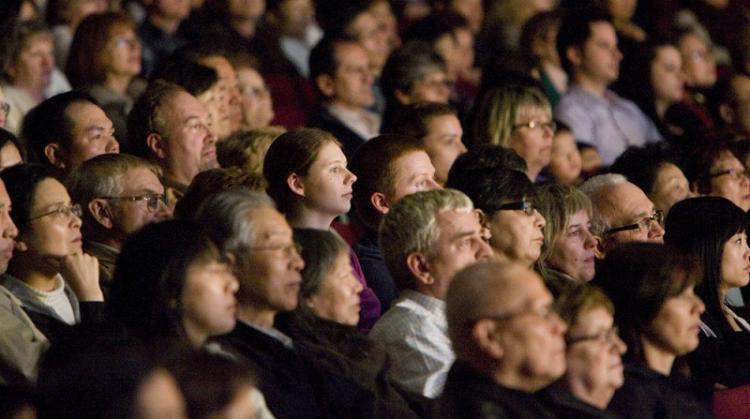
[665,196,750,399]
[541,283,625,418]
[592,243,712,419]
[0,163,102,342]
[684,142,750,212]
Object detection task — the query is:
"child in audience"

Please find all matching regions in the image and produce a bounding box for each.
[547,121,582,185]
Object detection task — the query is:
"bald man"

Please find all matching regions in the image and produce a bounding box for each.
[438,262,566,418]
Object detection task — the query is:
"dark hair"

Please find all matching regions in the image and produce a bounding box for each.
[309,36,357,99]
[126,80,186,157]
[610,143,681,196]
[618,38,679,122]
[0,127,27,164]
[108,219,223,341]
[664,197,745,337]
[520,10,563,68]
[592,242,700,364]
[0,163,58,233]
[447,144,527,180]
[154,58,218,97]
[293,228,350,299]
[315,0,371,37]
[556,10,613,75]
[402,10,469,45]
[385,102,458,139]
[21,91,98,165]
[262,127,340,214]
[171,41,230,65]
[175,167,266,219]
[683,142,736,194]
[349,133,424,229]
[446,167,534,215]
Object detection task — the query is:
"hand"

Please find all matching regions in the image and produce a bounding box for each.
[61,252,102,302]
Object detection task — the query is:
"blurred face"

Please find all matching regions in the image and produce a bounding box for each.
[706,151,750,212]
[573,21,622,86]
[388,150,441,203]
[305,250,363,326]
[645,284,705,357]
[135,370,187,419]
[421,114,466,185]
[564,307,626,398]
[649,163,691,216]
[604,0,638,20]
[105,26,142,78]
[63,0,107,27]
[548,131,582,185]
[434,28,474,79]
[109,167,172,240]
[650,46,685,105]
[227,0,265,19]
[511,106,554,178]
[402,69,452,105]
[603,182,665,246]
[721,232,750,291]
[298,141,357,218]
[0,85,7,127]
[450,0,483,33]
[181,258,239,344]
[236,207,304,313]
[22,179,82,260]
[10,33,54,94]
[679,34,717,88]
[199,56,242,137]
[153,0,191,20]
[276,0,315,39]
[547,210,597,281]
[0,143,22,171]
[65,102,120,170]
[196,84,227,139]
[0,180,18,274]
[349,11,391,72]
[216,386,261,419]
[727,75,750,136]
[237,67,274,129]
[488,202,546,267]
[328,43,375,109]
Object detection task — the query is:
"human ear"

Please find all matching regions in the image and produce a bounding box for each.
[405,252,433,286]
[566,46,583,68]
[370,192,389,215]
[472,319,504,359]
[146,133,166,159]
[315,74,336,99]
[88,199,114,229]
[43,143,67,169]
[287,173,305,197]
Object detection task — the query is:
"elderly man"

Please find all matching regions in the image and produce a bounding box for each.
[438,261,566,418]
[66,154,172,295]
[369,188,492,398]
[127,80,217,206]
[580,174,665,255]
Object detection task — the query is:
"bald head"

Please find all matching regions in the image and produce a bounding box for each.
[588,181,663,249]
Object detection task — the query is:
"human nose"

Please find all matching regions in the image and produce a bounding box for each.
[291,247,305,270]
[551,312,567,335]
[156,198,173,219]
[426,177,441,190]
[583,228,597,249]
[649,219,665,240]
[693,294,706,315]
[2,211,17,240]
[475,236,493,261]
[611,334,627,354]
[534,210,546,229]
[346,168,357,185]
[228,274,239,294]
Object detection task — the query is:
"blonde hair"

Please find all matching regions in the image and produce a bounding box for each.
[217,126,286,175]
[472,85,550,148]
[535,184,593,264]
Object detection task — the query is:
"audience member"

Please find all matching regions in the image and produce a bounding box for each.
[684,142,750,212]
[448,143,528,175]
[546,121,583,185]
[371,189,492,398]
[45,0,107,69]
[137,0,189,77]
[0,128,25,171]
[520,11,566,106]
[674,27,718,132]
[439,261,566,418]
[714,73,750,140]
[174,167,266,220]
[0,86,9,129]
[261,0,322,79]
[229,53,275,130]
[216,126,285,175]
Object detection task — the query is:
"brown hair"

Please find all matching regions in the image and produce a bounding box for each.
[174,167,267,219]
[217,126,286,175]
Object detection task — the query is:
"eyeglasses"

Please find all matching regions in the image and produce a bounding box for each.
[100,194,167,212]
[602,209,664,236]
[512,120,557,132]
[250,242,302,259]
[28,203,82,221]
[0,102,9,117]
[566,326,620,345]
[707,168,750,181]
[496,199,537,216]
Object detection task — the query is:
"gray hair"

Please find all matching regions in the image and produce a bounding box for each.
[580,174,628,233]
[379,188,473,291]
[579,173,627,196]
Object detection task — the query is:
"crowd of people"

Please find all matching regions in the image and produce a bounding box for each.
[1,0,750,417]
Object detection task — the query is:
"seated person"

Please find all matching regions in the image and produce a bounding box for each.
[173,167,267,220]
[0,128,25,171]
[216,127,285,176]
[546,122,583,186]
[684,142,750,212]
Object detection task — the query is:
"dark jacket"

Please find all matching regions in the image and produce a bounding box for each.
[353,230,396,310]
[309,107,368,159]
[540,385,619,419]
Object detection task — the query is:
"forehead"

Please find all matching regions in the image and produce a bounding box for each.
[586,21,616,43]
[731,76,750,99]
[393,150,432,174]
[712,151,743,169]
[248,206,291,243]
[679,33,707,51]
[655,46,682,63]
[0,180,9,205]
[516,104,551,121]
[426,114,461,131]
[610,182,652,218]
[66,101,110,130]
[200,56,236,80]
[120,167,163,190]
[32,178,68,208]
[496,269,549,314]
[22,33,53,51]
[165,91,207,121]
[314,141,345,163]
[334,42,368,67]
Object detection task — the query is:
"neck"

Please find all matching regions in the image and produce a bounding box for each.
[573,75,608,98]
[163,165,193,190]
[526,166,542,183]
[149,14,181,35]
[182,321,207,348]
[641,337,675,375]
[541,62,568,91]
[237,303,276,329]
[8,257,60,292]
[653,98,672,121]
[329,101,363,115]
[564,376,615,409]
[287,207,335,230]
[492,363,549,393]
[97,236,123,252]
[104,74,132,96]
[230,17,257,39]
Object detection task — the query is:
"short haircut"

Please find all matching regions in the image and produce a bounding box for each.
[535,183,593,267]
[0,19,51,83]
[154,58,218,97]
[520,10,563,66]
[554,283,614,331]
[385,102,458,139]
[293,228,350,300]
[683,142,736,195]
[171,41,230,65]
[380,188,473,291]
[579,173,628,231]
[402,11,469,45]
[127,80,187,158]
[447,166,534,216]
[610,144,681,197]
[174,167,267,219]
[0,163,58,234]
[471,84,550,148]
[315,0,371,38]
[380,41,446,104]
[556,10,613,75]
[447,144,527,177]
[349,134,425,230]
[309,36,358,98]
[217,127,286,175]
[21,91,99,165]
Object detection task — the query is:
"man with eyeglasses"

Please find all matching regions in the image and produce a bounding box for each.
[66,154,172,297]
[439,261,566,418]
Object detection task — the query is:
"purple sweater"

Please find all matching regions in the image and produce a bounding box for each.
[349,249,381,333]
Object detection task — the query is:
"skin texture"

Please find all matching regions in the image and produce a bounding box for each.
[181,259,239,345]
[421,114,466,185]
[9,34,54,98]
[399,69,452,105]
[678,33,717,88]
[548,130,582,185]
[294,141,357,219]
[22,179,83,259]
[649,163,691,216]
[0,143,22,171]
[0,180,18,273]
[0,85,7,127]
[60,102,120,170]
[323,43,375,110]
[387,151,441,204]
[104,26,142,78]
[134,369,188,419]
[705,152,750,212]
[720,232,750,291]
[237,67,274,129]
[599,182,664,247]
[569,21,622,94]
[489,206,546,267]
[304,250,363,326]
[547,209,597,281]
[198,56,242,138]
[650,46,685,107]
[511,106,554,180]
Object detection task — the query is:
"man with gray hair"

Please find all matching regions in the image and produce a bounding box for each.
[370,188,492,398]
[66,154,172,295]
[580,173,664,255]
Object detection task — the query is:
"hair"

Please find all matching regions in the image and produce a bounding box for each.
[174,167,267,219]
[664,197,746,338]
[127,80,187,158]
[683,142,737,195]
[579,173,628,232]
[263,127,340,214]
[385,102,458,139]
[0,19,51,83]
[154,58,219,98]
[0,163,58,233]
[309,35,359,98]
[21,91,98,165]
[535,183,594,266]
[520,10,563,67]
[402,10,469,45]
[471,84,550,148]
[0,127,27,164]
[592,242,700,364]
[171,41,230,66]
[65,12,135,88]
[556,10,613,75]
[610,144,681,197]
[447,144,527,178]
[554,282,614,331]
[293,228,350,300]
[315,0,371,38]
[446,166,534,215]
[349,134,424,229]
[380,188,473,290]
[217,127,286,175]
[108,219,223,341]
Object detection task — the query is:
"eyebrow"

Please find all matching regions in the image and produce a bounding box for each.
[451,229,478,242]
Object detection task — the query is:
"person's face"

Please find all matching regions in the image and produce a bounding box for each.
[0,180,18,274]
[645,284,705,357]
[421,114,466,185]
[276,0,315,39]
[434,28,474,79]
[298,141,357,218]
[199,56,242,137]
[650,46,685,105]
[105,26,141,78]
[388,150,441,203]
[425,208,492,299]
[109,167,172,238]
[227,0,265,19]
[564,307,626,396]
[304,250,363,326]
[604,0,638,20]
[330,43,375,109]
[510,106,554,176]
[65,102,120,170]
[196,84,226,139]
[236,207,304,313]
[153,0,191,20]
[134,369,188,419]
[488,203,547,267]
[547,210,597,281]
[10,34,54,93]
[679,34,717,88]
[63,0,107,27]
[161,91,218,184]
[402,69,452,105]
[604,183,665,246]
[707,151,750,212]
[237,67,274,129]
[649,162,691,216]
[721,232,750,290]
[574,21,622,86]
[449,0,483,34]
[0,85,7,128]
[0,143,22,171]
[349,11,391,72]
[22,178,82,259]
[181,258,239,343]
[728,75,750,136]
[548,131,582,185]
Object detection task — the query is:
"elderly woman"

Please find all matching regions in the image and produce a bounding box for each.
[535,184,598,294]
